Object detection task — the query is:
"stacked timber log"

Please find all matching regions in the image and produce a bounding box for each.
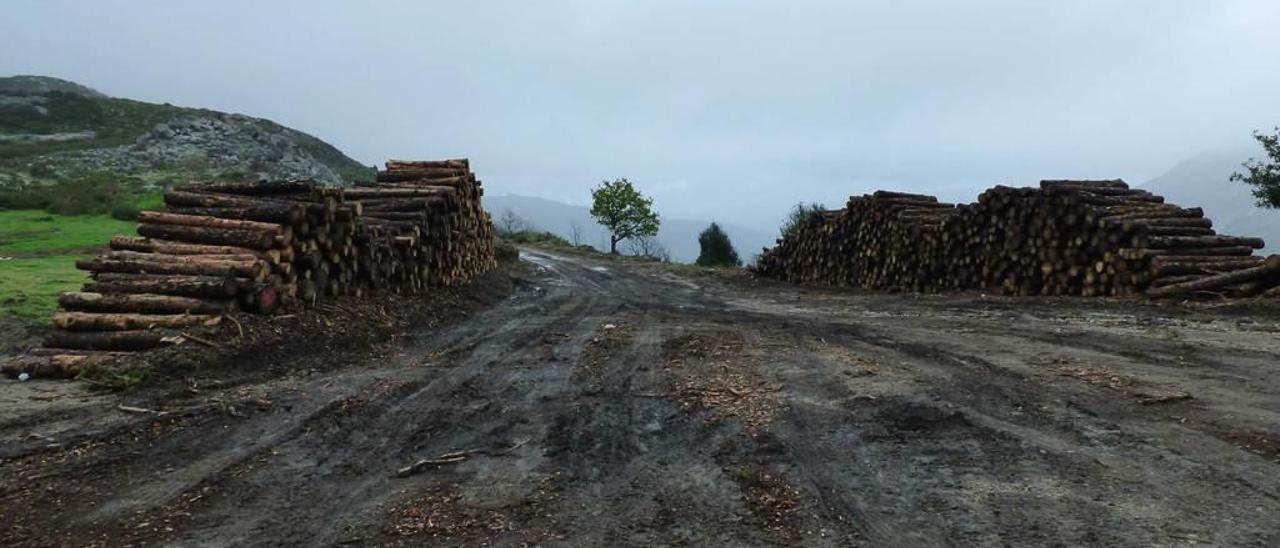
[756,180,1280,299]
[8,159,497,378]
[356,158,497,289]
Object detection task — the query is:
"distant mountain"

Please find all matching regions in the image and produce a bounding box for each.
[1139,149,1279,254]
[483,194,777,264]
[0,75,372,189]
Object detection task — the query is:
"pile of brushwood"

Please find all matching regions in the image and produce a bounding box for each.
[4,159,497,378]
[756,180,1278,298]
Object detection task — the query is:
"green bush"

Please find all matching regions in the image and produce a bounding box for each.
[0,172,151,215]
[110,202,140,220]
[0,188,50,210]
[503,229,573,248]
[695,222,741,267]
[779,202,827,240]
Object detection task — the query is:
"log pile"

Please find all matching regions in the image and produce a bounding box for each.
[756,180,1280,299]
[357,159,497,290]
[6,159,497,378]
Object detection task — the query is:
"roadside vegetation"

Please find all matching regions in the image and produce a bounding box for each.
[0,208,136,318]
[1233,127,1280,208]
[696,222,741,267]
[779,202,827,239]
[589,178,660,254]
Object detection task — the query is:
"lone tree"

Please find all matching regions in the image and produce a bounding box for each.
[498,208,527,234]
[1232,128,1280,208]
[696,222,741,267]
[779,202,827,239]
[590,178,660,254]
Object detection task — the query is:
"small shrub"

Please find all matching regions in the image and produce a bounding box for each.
[695,223,741,267]
[110,202,140,220]
[77,359,150,390]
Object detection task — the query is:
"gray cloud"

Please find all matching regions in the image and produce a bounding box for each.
[3,0,1278,226]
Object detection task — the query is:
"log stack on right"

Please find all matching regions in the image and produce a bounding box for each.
[755,179,1280,299]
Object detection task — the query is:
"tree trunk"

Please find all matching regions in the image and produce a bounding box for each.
[77,256,267,280]
[83,274,242,299]
[45,330,177,351]
[52,312,222,331]
[137,223,278,250]
[59,292,233,314]
[1147,256,1280,297]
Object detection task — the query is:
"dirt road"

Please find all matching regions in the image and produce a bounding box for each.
[3,247,1280,547]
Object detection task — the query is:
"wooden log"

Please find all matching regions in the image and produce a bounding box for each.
[1119,246,1256,259]
[1149,256,1265,277]
[165,204,304,224]
[1147,256,1280,297]
[137,223,277,250]
[1041,179,1129,190]
[77,256,267,280]
[137,211,284,236]
[83,274,240,299]
[102,250,262,264]
[1137,226,1216,237]
[53,312,222,332]
[174,180,317,196]
[59,292,233,314]
[1145,235,1265,249]
[872,191,938,201]
[342,187,458,200]
[360,197,449,212]
[386,159,469,170]
[45,330,176,351]
[1117,217,1212,229]
[164,190,266,209]
[0,354,115,378]
[1150,274,1205,288]
[375,168,470,182]
[109,237,280,263]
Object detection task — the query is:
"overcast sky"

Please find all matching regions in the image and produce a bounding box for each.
[3,1,1279,227]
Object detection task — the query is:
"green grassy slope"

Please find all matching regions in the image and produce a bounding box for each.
[0,209,135,318]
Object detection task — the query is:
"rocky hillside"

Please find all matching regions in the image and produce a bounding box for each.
[0,75,371,189]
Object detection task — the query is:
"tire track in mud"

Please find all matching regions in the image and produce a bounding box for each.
[149,275,623,545]
[745,310,1280,547]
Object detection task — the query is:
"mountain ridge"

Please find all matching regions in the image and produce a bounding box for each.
[0,75,372,189]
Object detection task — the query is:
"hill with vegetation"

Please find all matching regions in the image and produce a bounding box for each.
[0,75,372,192]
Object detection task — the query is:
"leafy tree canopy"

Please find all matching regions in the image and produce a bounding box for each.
[590,178,660,254]
[779,202,827,239]
[1232,128,1280,208]
[696,222,741,267]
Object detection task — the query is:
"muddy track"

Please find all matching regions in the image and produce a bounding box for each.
[2,247,1279,546]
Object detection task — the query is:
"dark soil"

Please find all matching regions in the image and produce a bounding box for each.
[2,248,1279,547]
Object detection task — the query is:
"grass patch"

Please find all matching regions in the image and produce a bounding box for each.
[0,209,134,255]
[77,359,150,390]
[0,254,90,318]
[500,229,576,249]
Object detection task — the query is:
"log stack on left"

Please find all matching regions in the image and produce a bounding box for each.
[6,162,501,379]
[8,186,312,377]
